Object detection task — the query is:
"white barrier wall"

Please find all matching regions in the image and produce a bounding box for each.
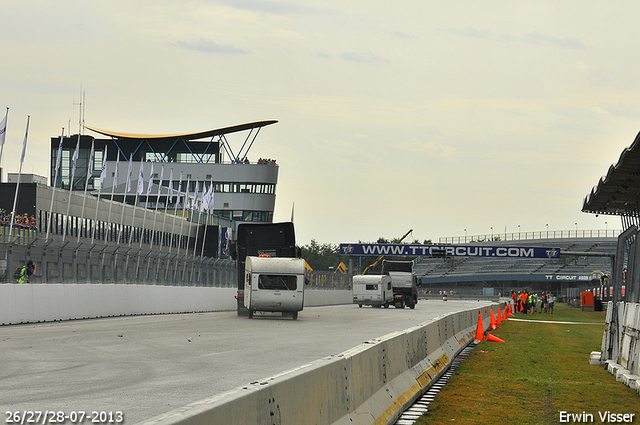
[0,285,352,325]
[137,303,502,425]
[600,302,640,392]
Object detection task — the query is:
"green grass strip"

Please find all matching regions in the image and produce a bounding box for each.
[416,303,639,425]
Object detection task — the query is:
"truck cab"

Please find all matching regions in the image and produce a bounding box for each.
[244,256,305,319]
[382,259,418,309]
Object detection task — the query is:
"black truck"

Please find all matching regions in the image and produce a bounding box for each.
[234,222,300,316]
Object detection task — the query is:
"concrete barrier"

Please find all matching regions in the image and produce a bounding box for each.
[599,302,640,394]
[137,303,503,425]
[0,284,352,325]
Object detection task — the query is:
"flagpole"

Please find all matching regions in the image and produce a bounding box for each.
[165,169,179,281]
[148,164,163,250]
[162,168,175,252]
[0,107,9,180]
[178,176,190,256]
[46,128,64,241]
[129,162,144,246]
[62,132,80,243]
[117,154,133,244]
[168,170,180,254]
[139,162,154,248]
[91,145,107,244]
[106,150,120,244]
[78,140,95,243]
[191,179,200,258]
[9,116,29,239]
[179,176,191,283]
[200,177,214,258]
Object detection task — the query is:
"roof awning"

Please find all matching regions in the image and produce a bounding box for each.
[84,120,278,142]
[582,131,640,216]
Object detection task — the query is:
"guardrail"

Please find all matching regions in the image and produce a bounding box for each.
[439,229,622,244]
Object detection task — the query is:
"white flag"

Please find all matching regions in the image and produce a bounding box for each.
[146,163,154,196]
[55,132,64,171]
[20,116,30,163]
[184,181,190,209]
[126,154,133,193]
[113,153,120,187]
[202,183,210,211]
[193,180,199,210]
[87,141,95,182]
[71,138,79,176]
[168,169,174,203]
[176,172,183,205]
[208,184,215,213]
[100,146,108,184]
[136,162,144,194]
[0,109,8,147]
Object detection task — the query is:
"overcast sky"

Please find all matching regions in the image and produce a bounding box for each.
[1,1,638,246]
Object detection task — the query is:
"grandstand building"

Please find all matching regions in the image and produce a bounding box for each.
[52,120,279,224]
[415,237,616,297]
[0,120,279,258]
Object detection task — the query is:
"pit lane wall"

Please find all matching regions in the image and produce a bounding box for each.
[137,302,504,425]
[0,285,351,325]
[600,302,640,394]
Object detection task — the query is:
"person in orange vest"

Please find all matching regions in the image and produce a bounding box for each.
[519,291,527,313]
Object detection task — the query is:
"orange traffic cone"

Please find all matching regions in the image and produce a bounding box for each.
[496,307,502,324]
[507,303,515,317]
[474,311,484,342]
[489,308,498,330]
[503,305,508,321]
[485,332,505,343]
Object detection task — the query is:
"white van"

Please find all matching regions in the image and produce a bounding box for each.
[352,274,393,308]
[244,256,305,319]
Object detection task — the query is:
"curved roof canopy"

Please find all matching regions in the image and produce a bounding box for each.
[582,130,640,216]
[84,120,278,142]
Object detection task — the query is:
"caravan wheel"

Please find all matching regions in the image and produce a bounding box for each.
[292,311,298,320]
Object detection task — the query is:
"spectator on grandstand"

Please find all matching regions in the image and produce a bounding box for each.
[258,158,277,165]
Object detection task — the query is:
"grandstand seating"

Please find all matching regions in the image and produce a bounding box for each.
[414,238,617,278]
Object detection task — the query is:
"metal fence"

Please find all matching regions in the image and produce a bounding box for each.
[439,229,622,244]
[0,237,354,290]
[0,238,237,287]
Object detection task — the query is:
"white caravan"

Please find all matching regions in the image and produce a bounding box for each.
[244,256,305,320]
[352,274,393,308]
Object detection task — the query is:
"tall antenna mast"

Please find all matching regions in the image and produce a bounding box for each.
[73,84,85,135]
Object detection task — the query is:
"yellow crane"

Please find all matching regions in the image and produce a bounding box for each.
[362,229,413,275]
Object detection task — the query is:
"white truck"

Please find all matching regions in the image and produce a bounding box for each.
[352,274,393,308]
[244,255,305,320]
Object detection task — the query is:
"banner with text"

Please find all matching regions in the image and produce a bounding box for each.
[339,243,561,259]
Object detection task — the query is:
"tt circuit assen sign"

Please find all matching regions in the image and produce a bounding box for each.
[339,243,561,259]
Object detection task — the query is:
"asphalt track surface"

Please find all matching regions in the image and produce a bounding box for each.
[1,300,494,424]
